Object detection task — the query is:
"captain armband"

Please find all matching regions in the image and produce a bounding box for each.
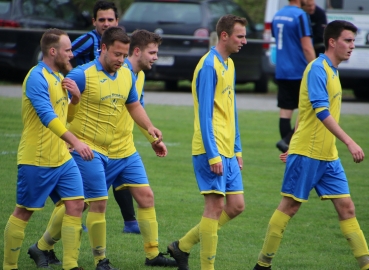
[316,108,330,121]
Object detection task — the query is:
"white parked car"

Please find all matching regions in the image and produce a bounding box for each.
[262,0,369,100]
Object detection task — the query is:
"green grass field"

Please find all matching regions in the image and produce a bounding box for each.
[0,96,368,270]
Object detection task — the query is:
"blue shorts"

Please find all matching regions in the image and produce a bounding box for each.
[72,150,109,202]
[193,154,243,196]
[106,152,149,190]
[281,154,350,202]
[17,158,84,210]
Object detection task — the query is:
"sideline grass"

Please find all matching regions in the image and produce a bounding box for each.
[0,97,368,269]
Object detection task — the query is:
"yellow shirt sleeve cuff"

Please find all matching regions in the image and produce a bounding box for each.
[235,152,242,157]
[209,156,222,165]
[48,118,68,137]
[138,125,158,143]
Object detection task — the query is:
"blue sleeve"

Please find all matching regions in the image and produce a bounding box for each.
[307,64,329,109]
[126,73,139,104]
[197,65,219,160]
[298,12,313,38]
[139,89,145,107]
[25,71,58,126]
[72,34,94,58]
[234,94,242,153]
[66,67,86,96]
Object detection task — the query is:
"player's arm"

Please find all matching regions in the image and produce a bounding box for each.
[71,34,94,58]
[25,72,93,160]
[299,13,316,62]
[233,78,243,170]
[65,67,86,122]
[308,64,364,163]
[197,65,222,175]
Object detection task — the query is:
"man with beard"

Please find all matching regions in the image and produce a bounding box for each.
[253,20,369,270]
[105,29,177,267]
[3,28,94,270]
[71,0,141,235]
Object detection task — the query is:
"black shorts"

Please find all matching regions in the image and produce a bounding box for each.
[277,79,301,110]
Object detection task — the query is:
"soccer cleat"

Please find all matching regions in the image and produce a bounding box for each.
[96,258,119,270]
[28,243,52,269]
[48,249,61,265]
[123,220,140,234]
[167,241,190,270]
[276,139,289,153]
[145,252,178,267]
[253,263,271,270]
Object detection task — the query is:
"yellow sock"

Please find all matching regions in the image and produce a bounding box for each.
[340,217,369,270]
[179,210,231,254]
[179,224,199,253]
[86,212,106,265]
[61,214,82,270]
[218,210,231,230]
[258,209,290,267]
[38,204,65,251]
[199,217,218,270]
[3,215,27,270]
[137,207,159,259]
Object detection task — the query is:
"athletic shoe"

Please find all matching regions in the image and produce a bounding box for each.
[253,263,271,270]
[145,252,178,267]
[48,249,61,265]
[167,241,190,270]
[96,258,119,270]
[28,243,52,269]
[123,220,140,234]
[276,139,289,153]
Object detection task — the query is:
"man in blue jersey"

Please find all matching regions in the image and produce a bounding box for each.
[72,0,140,234]
[273,0,316,153]
[105,29,177,267]
[167,14,247,270]
[3,28,94,270]
[253,20,369,270]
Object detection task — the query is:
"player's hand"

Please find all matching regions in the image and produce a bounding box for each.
[280,151,288,163]
[62,78,80,104]
[73,141,94,161]
[151,141,167,157]
[148,127,162,143]
[347,141,365,163]
[236,156,243,170]
[210,162,223,176]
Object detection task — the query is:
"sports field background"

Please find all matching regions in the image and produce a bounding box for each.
[0,96,369,269]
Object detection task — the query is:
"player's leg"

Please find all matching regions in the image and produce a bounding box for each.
[319,159,369,270]
[254,155,319,270]
[119,152,175,266]
[72,150,116,269]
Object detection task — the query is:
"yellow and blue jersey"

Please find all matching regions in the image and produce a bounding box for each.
[67,59,138,155]
[289,54,342,160]
[192,47,242,165]
[17,62,71,166]
[108,58,154,159]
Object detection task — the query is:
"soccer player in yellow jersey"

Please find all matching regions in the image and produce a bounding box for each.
[167,15,247,270]
[253,20,369,270]
[70,27,161,270]
[3,29,94,270]
[104,29,176,267]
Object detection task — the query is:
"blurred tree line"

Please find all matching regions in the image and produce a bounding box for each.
[72,0,267,23]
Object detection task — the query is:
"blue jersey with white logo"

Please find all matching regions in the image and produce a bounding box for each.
[272,6,312,79]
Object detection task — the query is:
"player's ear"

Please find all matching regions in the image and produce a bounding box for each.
[134,47,140,55]
[49,47,56,57]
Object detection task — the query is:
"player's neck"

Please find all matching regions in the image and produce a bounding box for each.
[127,56,141,74]
[214,44,230,62]
[324,51,340,68]
[42,58,59,73]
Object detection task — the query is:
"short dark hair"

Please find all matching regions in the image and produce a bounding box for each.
[40,28,68,56]
[128,29,162,56]
[216,14,247,38]
[93,0,118,19]
[324,20,357,49]
[101,26,130,49]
